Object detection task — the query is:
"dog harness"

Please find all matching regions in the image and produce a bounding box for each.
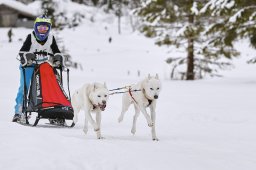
[128,87,138,104]
[129,88,153,107]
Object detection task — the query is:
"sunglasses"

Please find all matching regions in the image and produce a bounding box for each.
[37,25,49,33]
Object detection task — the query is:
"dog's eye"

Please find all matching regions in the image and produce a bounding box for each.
[150,88,153,90]
[97,95,101,98]
[104,95,107,97]
[157,87,160,90]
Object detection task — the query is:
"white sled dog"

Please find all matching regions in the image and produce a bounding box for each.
[72,83,109,139]
[118,74,162,141]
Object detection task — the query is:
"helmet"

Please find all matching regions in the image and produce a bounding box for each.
[34,15,52,41]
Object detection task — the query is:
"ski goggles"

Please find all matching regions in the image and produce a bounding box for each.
[37,25,49,34]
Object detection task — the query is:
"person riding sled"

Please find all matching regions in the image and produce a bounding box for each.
[13,15,63,122]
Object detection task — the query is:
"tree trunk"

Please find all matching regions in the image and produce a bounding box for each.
[186,14,194,80]
[118,15,121,34]
[117,0,122,34]
[108,0,113,10]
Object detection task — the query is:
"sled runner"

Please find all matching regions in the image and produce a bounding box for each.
[20,52,74,127]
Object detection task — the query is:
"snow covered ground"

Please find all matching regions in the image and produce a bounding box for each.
[1,9,256,170]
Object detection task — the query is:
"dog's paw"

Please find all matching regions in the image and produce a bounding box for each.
[131,128,136,135]
[118,116,123,123]
[152,137,159,141]
[97,136,105,139]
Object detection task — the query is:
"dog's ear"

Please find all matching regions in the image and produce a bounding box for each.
[93,83,97,91]
[104,82,107,89]
[155,73,159,80]
[148,74,151,80]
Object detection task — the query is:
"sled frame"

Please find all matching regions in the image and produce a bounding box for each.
[21,64,73,127]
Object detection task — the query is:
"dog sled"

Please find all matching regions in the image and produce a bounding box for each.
[19,52,74,127]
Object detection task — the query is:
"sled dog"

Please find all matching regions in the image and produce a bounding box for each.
[72,83,109,139]
[118,74,162,140]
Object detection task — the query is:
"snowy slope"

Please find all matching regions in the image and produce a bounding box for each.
[1,6,256,170]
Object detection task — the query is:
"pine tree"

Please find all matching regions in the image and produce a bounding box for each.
[42,0,67,30]
[42,0,84,30]
[202,0,256,64]
[136,0,239,80]
[42,0,57,27]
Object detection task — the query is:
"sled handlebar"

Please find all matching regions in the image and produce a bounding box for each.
[19,52,64,68]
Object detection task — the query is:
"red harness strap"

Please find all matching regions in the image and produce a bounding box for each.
[128,87,138,104]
